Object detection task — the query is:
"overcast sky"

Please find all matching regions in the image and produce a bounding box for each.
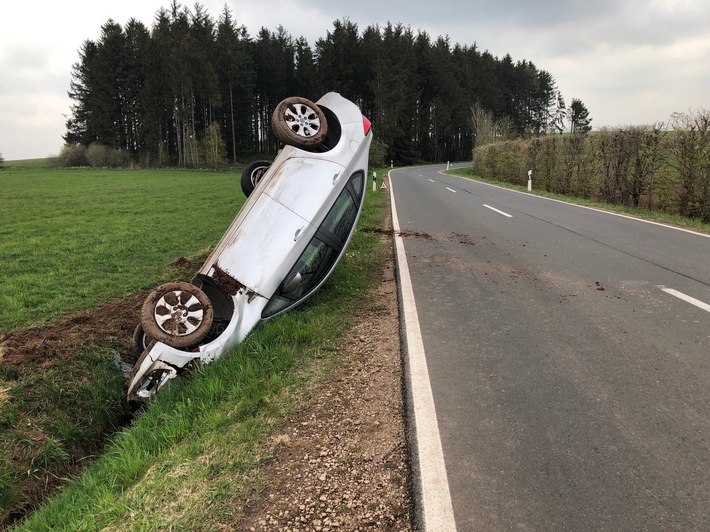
[1,0,708,160]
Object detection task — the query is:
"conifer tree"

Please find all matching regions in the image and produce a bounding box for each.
[570,98,592,133]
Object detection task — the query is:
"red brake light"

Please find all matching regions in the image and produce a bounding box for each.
[362,115,372,136]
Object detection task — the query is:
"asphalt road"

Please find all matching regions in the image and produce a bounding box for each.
[390,164,710,531]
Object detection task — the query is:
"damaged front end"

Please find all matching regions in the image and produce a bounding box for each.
[127,344,188,402]
[126,272,268,403]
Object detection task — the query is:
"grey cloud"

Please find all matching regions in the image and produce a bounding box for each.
[0,44,70,97]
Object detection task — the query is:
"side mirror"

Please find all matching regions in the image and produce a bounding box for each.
[281,272,302,294]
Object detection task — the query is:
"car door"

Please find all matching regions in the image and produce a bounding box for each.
[262,157,346,224]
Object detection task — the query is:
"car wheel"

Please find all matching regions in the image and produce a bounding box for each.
[272,96,327,149]
[241,160,272,197]
[141,282,213,349]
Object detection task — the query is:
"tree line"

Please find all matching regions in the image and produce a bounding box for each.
[63,1,591,168]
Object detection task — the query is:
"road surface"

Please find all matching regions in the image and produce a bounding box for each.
[390,164,710,531]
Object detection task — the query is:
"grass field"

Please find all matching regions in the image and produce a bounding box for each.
[0,166,243,332]
[0,163,390,529]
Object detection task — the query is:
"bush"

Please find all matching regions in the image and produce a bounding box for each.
[369,137,389,168]
[474,138,528,184]
[55,144,89,167]
[86,144,111,167]
[86,144,130,168]
[669,109,710,222]
[471,111,710,223]
[54,144,131,168]
[201,123,228,169]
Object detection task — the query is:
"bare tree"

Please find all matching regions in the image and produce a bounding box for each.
[470,102,515,148]
[549,91,567,134]
[669,109,710,221]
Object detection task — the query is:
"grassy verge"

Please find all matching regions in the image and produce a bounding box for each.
[5,166,390,530]
[447,166,710,235]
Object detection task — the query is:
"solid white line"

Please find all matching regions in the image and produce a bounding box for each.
[389,171,457,531]
[660,287,710,313]
[483,204,513,218]
[447,170,710,239]
[445,187,457,193]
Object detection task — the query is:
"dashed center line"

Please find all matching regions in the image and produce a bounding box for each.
[445,187,457,193]
[660,287,710,313]
[483,204,513,218]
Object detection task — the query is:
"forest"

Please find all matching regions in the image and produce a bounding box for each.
[63,1,590,168]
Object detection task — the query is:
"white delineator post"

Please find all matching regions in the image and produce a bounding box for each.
[528,169,532,191]
[373,171,377,191]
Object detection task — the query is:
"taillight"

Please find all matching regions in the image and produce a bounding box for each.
[362,115,372,136]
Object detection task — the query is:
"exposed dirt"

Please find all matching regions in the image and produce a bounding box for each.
[235,228,414,531]
[0,258,202,369]
[0,294,143,369]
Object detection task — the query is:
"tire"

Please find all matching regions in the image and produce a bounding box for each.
[132,323,151,359]
[141,281,213,349]
[241,160,272,197]
[272,96,327,149]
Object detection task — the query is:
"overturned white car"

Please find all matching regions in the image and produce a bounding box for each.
[127,92,373,402]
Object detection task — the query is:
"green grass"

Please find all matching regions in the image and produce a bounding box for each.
[447,166,710,235]
[0,166,243,332]
[2,158,52,169]
[0,165,243,526]
[3,165,390,529]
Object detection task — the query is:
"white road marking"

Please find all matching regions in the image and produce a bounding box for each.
[483,204,513,218]
[389,170,458,531]
[429,179,436,183]
[445,187,457,193]
[448,171,710,239]
[660,287,710,313]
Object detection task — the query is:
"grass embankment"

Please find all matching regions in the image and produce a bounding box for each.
[1,164,390,529]
[447,167,710,235]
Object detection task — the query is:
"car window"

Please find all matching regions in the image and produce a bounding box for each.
[320,188,358,245]
[350,172,363,196]
[262,171,364,318]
